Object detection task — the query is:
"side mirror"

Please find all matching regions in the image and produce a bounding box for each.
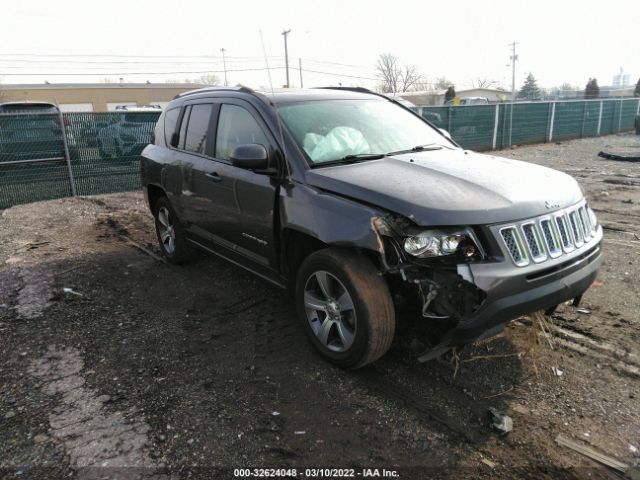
[230,144,269,170]
[439,128,453,141]
[170,132,179,148]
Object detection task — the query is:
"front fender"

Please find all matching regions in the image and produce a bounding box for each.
[280,182,387,253]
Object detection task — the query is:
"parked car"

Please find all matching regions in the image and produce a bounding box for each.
[446,97,490,106]
[0,101,69,162]
[140,86,603,368]
[114,105,162,111]
[97,111,159,159]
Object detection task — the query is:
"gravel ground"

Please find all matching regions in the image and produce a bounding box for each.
[1,133,639,479]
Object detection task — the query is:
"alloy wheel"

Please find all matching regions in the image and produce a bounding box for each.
[303,270,357,352]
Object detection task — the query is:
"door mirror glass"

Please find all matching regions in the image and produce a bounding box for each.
[170,132,179,148]
[230,144,268,170]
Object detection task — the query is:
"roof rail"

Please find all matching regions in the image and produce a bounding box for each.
[314,86,375,95]
[173,85,256,100]
[314,86,412,107]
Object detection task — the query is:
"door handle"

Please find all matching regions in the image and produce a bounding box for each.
[206,172,222,182]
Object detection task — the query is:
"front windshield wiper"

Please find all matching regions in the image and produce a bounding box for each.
[312,153,386,168]
[386,143,447,156]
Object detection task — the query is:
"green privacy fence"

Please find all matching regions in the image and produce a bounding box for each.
[0,99,639,209]
[415,97,640,151]
[0,111,160,208]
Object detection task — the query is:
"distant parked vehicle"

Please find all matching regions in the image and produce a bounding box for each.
[97,111,159,159]
[0,102,70,162]
[445,97,490,106]
[114,105,162,111]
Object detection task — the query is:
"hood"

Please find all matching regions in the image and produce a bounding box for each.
[305,149,583,226]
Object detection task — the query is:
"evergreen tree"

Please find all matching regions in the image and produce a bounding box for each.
[585,78,600,99]
[444,86,456,103]
[517,73,541,101]
[634,78,640,97]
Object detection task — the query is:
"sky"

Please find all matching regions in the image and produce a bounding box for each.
[1,0,638,92]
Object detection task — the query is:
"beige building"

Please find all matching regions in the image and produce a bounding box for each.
[0,83,205,111]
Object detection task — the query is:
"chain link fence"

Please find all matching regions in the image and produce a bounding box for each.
[0,111,160,208]
[1,98,639,209]
[415,97,640,151]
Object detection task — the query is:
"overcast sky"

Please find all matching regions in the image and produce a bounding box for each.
[1,0,638,92]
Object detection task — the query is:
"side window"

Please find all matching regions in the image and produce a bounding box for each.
[178,106,191,149]
[163,107,180,146]
[215,104,269,161]
[184,104,213,155]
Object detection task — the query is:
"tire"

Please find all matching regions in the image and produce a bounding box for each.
[153,196,195,264]
[295,248,395,369]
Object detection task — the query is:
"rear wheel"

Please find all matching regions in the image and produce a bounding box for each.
[296,248,395,369]
[153,196,195,264]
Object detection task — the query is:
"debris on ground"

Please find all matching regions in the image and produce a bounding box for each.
[551,367,564,377]
[488,408,513,435]
[62,287,83,297]
[480,458,496,468]
[598,151,640,162]
[555,434,628,473]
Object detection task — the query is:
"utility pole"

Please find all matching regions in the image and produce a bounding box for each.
[220,48,228,86]
[282,29,291,88]
[509,41,518,101]
[506,41,518,148]
[298,57,303,88]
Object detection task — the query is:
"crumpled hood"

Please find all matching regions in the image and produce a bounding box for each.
[305,149,584,225]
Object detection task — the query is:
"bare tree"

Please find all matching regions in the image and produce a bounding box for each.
[433,77,454,90]
[375,53,424,93]
[471,77,499,89]
[198,74,221,85]
[399,64,423,93]
[375,53,401,93]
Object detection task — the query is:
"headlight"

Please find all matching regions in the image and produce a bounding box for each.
[403,228,480,258]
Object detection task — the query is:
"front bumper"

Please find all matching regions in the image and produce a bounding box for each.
[419,227,603,360]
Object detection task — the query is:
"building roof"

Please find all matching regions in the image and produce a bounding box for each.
[1,83,204,90]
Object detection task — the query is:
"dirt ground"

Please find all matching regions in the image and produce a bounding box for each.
[1,133,639,480]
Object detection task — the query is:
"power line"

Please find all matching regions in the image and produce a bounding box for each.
[0,66,379,83]
[0,66,287,76]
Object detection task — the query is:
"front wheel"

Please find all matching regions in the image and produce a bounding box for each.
[295,248,395,369]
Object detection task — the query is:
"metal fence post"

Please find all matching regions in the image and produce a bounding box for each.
[580,101,588,138]
[492,104,499,150]
[618,99,623,132]
[508,102,514,147]
[597,100,603,136]
[548,102,556,142]
[58,110,77,197]
[447,106,452,133]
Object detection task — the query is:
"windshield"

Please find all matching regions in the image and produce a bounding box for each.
[277,99,453,165]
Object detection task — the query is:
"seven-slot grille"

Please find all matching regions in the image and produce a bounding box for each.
[498,203,598,267]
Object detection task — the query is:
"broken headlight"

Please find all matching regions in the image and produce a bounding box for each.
[403,228,480,259]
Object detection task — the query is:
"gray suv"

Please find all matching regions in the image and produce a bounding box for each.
[140,86,603,368]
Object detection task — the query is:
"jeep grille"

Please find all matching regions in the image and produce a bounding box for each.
[498,202,598,267]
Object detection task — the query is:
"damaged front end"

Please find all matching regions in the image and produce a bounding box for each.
[371,215,488,361]
[370,207,604,363]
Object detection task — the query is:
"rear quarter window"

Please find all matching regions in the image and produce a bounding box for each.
[163,107,180,146]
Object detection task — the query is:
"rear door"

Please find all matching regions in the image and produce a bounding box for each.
[167,102,219,227]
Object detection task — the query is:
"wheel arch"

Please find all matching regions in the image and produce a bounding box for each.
[280,227,384,288]
[146,183,167,214]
